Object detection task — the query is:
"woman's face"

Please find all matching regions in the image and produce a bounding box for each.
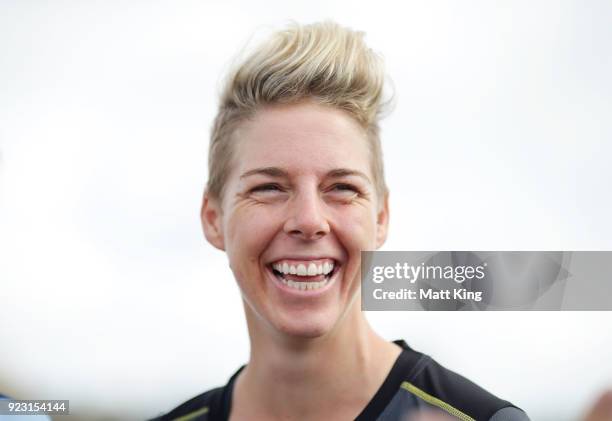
[203,102,388,339]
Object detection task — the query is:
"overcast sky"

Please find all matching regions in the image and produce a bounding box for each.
[1,1,611,420]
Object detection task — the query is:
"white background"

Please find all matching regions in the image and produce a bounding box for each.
[1,1,611,420]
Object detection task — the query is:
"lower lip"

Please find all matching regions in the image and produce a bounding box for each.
[267,265,339,296]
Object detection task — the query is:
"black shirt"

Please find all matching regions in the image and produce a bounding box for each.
[151,340,529,421]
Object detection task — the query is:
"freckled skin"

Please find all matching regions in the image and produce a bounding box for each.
[203,101,389,339]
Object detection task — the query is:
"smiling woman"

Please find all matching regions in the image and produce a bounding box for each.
[150,21,529,421]
[209,101,385,342]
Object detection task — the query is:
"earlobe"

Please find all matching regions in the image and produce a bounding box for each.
[375,193,389,249]
[201,191,225,251]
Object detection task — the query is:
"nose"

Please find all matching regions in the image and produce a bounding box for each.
[283,187,330,241]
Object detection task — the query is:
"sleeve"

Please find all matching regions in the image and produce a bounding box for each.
[489,406,530,421]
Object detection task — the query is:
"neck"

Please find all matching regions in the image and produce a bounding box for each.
[232,301,401,421]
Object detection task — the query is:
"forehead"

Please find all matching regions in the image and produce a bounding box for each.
[232,102,371,177]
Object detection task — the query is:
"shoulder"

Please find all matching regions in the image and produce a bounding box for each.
[390,340,530,421]
[489,406,531,421]
[149,386,224,421]
[150,366,244,421]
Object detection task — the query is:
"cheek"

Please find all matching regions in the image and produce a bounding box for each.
[224,207,279,268]
[333,206,378,250]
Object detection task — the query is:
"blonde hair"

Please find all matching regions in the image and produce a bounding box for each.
[207,21,390,202]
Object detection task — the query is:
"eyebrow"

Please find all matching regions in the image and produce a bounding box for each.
[240,167,371,183]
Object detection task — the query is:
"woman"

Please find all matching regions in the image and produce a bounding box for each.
[153,21,529,421]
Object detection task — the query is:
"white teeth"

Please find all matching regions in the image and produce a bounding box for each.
[281,277,329,291]
[272,260,335,276]
[273,260,337,291]
[307,263,317,276]
[297,264,307,276]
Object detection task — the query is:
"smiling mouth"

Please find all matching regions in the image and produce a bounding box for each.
[269,260,340,291]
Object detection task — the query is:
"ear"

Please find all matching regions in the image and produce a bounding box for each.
[201,190,225,251]
[375,192,389,249]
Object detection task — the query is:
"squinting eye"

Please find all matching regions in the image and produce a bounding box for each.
[250,183,283,193]
[330,184,359,193]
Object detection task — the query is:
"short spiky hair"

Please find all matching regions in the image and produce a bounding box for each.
[207,21,390,202]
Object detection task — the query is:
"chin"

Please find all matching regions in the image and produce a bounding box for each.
[273,312,337,339]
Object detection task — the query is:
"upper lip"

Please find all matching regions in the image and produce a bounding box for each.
[267,256,340,264]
